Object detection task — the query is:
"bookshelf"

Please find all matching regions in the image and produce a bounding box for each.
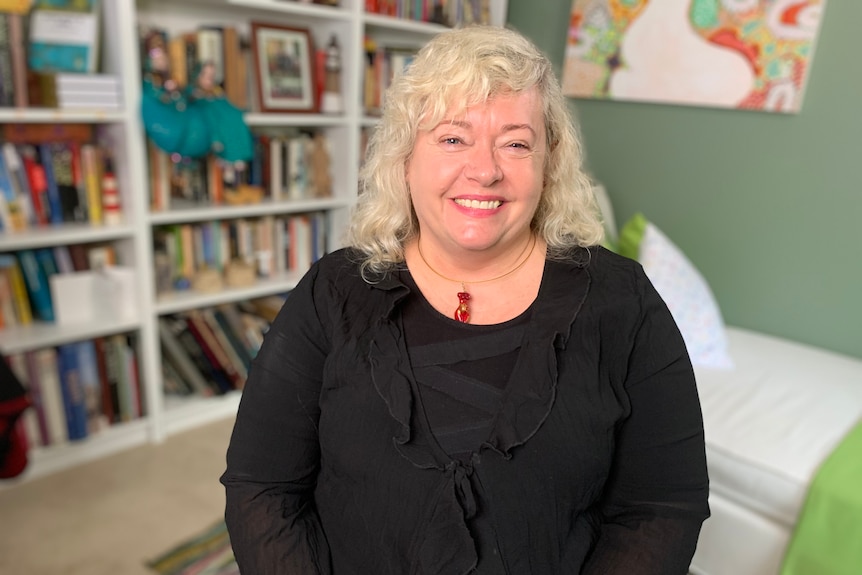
[0,0,508,485]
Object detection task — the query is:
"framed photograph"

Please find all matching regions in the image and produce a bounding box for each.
[251,22,316,113]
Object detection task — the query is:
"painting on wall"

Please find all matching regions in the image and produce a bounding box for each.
[561,0,827,114]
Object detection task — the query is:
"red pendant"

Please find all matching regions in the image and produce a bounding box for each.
[455,291,471,323]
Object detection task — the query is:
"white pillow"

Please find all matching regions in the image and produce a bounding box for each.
[621,214,734,369]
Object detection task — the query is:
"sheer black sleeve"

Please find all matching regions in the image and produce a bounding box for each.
[219,265,332,574]
[583,269,710,575]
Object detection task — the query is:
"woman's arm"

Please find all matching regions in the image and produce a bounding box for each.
[220,265,332,574]
[583,270,710,575]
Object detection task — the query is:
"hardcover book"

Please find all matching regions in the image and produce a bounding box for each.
[28,5,100,74]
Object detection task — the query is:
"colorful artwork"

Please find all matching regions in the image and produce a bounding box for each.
[562,0,826,113]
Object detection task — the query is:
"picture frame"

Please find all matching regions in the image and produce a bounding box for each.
[251,22,316,113]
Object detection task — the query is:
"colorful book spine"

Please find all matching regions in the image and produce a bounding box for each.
[33,347,69,445]
[37,143,64,225]
[0,254,32,324]
[56,342,88,440]
[16,248,54,322]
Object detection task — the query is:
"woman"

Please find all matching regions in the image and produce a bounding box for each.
[221,25,709,574]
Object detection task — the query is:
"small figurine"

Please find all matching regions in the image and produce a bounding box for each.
[186,61,254,163]
[141,34,210,158]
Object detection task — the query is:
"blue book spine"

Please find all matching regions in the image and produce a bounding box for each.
[57,342,89,441]
[15,248,54,322]
[37,143,63,225]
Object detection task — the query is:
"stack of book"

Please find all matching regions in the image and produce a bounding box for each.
[30,72,121,110]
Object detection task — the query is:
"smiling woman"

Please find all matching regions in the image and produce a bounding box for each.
[221,25,710,575]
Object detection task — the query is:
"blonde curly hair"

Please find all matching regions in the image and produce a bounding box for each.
[347,25,602,276]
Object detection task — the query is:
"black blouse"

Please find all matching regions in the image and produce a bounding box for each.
[220,246,710,574]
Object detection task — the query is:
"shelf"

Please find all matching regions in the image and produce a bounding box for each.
[362,12,448,35]
[0,315,142,355]
[155,271,300,315]
[0,108,128,124]
[0,223,136,251]
[148,197,350,225]
[162,391,242,436]
[244,113,349,128]
[0,419,152,487]
[226,0,351,20]
[3,0,508,485]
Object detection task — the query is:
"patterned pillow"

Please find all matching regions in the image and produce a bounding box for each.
[619,213,733,369]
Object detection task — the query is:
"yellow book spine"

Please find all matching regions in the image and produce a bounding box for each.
[81,144,103,225]
[6,262,32,325]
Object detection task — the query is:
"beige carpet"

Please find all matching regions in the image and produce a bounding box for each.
[0,417,235,575]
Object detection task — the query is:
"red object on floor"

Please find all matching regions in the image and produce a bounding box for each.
[1,357,32,479]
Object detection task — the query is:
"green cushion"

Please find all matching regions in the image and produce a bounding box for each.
[616,212,648,261]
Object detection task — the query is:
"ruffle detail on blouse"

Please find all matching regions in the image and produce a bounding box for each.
[484,260,591,457]
[368,252,592,574]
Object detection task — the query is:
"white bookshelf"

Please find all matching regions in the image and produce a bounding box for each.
[1,0,508,485]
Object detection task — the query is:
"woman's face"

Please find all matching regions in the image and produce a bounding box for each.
[406,88,547,256]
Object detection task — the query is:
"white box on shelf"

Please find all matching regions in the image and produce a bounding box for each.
[49,266,138,325]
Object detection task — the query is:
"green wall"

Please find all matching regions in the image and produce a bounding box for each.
[508,2,862,359]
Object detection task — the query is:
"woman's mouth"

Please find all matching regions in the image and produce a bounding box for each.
[453,198,503,210]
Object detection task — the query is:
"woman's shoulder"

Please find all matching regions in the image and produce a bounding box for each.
[552,245,649,298]
[309,248,405,293]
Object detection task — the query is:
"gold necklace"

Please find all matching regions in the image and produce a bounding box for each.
[416,234,537,323]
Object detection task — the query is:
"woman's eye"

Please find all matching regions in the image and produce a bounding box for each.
[442,137,462,145]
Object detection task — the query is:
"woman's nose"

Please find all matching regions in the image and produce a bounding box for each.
[465,145,503,186]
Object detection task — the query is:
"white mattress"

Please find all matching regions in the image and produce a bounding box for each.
[694,327,862,527]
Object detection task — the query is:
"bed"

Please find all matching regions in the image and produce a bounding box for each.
[594,185,862,574]
[690,327,862,574]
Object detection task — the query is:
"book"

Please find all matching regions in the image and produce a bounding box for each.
[91,336,116,424]
[76,339,108,433]
[31,71,122,109]
[16,249,55,322]
[28,348,68,445]
[80,143,102,224]
[221,25,247,109]
[67,243,90,271]
[2,143,36,227]
[107,334,134,422]
[18,145,50,225]
[28,5,100,74]
[4,123,93,144]
[120,337,142,419]
[165,315,230,395]
[0,12,15,106]
[2,12,27,107]
[37,142,64,225]
[0,146,29,231]
[201,307,248,381]
[52,245,75,273]
[44,141,86,223]
[217,302,260,358]
[0,254,32,324]
[186,309,243,390]
[0,13,14,107]
[0,265,17,328]
[56,342,89,440]
[157,316,213,397]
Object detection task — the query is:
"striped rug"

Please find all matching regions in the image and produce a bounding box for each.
[147,520,238,575]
